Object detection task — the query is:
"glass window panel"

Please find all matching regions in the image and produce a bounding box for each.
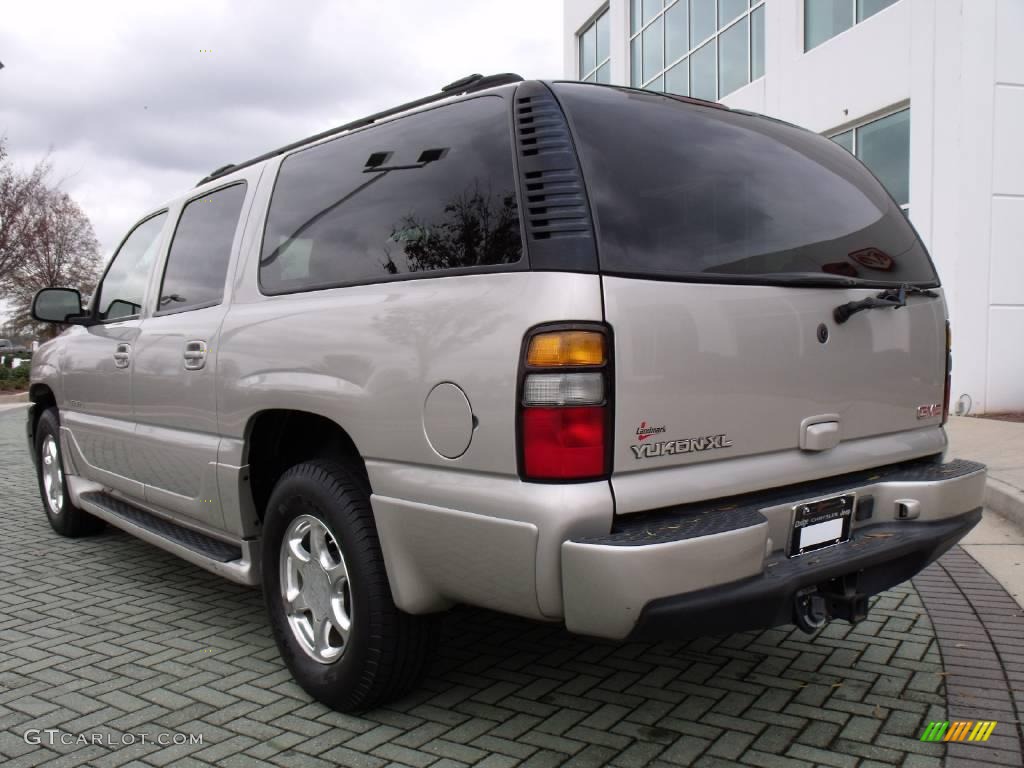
[858,0,898,22]
[642,0,662,26]
[631,37,643,85]
[831,130,854,153]
[665,58,689,95]
[552,83,937,285]
[260,98,522,294]
[690,39,716,100]
[690,0,716,48]
[856,109,910,206]
[751,4,765,79]
[596,11,610,64]
[718,18,748,97]
[804,0,853,51]
[631,0,642,35]
[96,214,167,321]
[665,0,689,64]
[643,16,664,82]
[719,0,747,26]
[584,72,597,82]
[647,74,665,92]
[159,184,246,314]
[596,62,611,83]
[581,24,597,75]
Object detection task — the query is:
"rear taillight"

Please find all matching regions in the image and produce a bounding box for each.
[519,325,611,481]
[943,321,952,424]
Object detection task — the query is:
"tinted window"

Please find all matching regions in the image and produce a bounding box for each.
[260,96,522,295]
[96,213,167,321]
[555,84,938,286]
[158,184,246,313]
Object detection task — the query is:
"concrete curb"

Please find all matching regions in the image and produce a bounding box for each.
[0,392,28,404]
[985,476,1024,530]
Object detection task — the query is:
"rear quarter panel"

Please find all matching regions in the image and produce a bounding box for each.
[217,271,605,481]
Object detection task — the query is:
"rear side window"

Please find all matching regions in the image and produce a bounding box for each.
[554,83,938,286]
[260,96,522,295]
[158,183,247,314]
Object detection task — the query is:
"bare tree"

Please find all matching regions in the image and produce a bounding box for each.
[2,186,100,337]
[0,137,52,285]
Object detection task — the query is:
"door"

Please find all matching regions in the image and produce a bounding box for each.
[61,212,169,498]
[131,181,250,529]
[552,83,948,512]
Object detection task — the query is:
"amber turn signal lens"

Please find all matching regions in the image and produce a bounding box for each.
[526,331,605,367]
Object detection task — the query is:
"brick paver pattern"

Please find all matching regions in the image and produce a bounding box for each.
[0,409,953,767]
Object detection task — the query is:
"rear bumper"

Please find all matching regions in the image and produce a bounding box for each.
[561,458,986,639]
[629,510,980,640]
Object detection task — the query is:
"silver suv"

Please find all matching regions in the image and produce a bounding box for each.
[27,74,986,711]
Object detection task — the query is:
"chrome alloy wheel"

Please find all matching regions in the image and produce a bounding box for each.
[280,514,353,664]
[41,434,64,516]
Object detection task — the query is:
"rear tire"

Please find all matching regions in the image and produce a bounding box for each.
[35,407,105,537]
[262,459,437,711]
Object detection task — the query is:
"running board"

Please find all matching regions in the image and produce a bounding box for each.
[77,490,260,586]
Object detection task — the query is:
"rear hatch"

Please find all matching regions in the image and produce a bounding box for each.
[552,83,948,513]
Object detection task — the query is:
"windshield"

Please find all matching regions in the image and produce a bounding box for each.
[553,83,938,287]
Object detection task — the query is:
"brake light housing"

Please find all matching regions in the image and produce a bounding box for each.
[518,323,613,482]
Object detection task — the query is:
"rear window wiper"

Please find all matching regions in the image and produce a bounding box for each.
[833,284,939,324]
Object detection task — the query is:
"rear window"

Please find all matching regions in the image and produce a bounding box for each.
[554,83,938,286]
[260,96,523,295]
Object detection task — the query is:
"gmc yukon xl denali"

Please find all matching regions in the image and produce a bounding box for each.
[26,74,986,711]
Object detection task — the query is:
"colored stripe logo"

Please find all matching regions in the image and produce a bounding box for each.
[920,721,998,742]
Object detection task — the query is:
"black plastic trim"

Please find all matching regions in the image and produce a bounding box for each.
[81,491,243,563]
[602,457,984,538]
[511,82,598,273]
[25,403,37,468]
[628,508,982,641]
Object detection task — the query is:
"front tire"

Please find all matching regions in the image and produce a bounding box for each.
[262,459,437,711]
[35,407,105,537]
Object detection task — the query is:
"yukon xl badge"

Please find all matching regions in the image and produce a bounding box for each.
[631,433,733,459]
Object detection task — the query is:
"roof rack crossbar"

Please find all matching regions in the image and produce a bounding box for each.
[196,72,524,186]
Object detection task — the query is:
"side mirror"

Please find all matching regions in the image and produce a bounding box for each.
[31,288,93,325]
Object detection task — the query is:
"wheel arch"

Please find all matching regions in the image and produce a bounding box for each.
[243,409,368,523]
[27,383,58,458]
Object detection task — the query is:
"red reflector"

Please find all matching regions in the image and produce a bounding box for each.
[522,406,606,479]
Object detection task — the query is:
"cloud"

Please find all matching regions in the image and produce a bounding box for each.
[0,0,563,262]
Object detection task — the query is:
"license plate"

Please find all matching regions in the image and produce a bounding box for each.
[788,493,855,557]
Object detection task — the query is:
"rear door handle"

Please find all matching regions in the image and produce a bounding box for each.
[184,340,208,371]
[113,343,131,368]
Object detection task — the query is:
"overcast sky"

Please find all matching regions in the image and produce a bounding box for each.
[0,0,564,277]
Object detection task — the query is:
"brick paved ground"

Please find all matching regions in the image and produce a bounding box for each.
[0,405,1015,767]
[914,550,1024,767]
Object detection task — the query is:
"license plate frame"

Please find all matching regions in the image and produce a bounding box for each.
[788,493,855,557]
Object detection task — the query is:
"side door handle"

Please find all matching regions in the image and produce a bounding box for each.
[113,343,131,368]
[183,340,208,371]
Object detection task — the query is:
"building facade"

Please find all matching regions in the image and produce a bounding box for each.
[563,0,1024,414]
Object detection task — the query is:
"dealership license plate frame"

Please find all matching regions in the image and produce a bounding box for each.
[788,492,856,557]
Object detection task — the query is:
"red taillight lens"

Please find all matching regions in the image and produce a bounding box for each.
[522,406,606,479]
[519,325,611,482]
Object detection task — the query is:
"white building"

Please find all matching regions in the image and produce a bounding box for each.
[562,0,1024,414]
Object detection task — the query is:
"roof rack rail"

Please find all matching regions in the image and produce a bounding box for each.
[196,72,524,186]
